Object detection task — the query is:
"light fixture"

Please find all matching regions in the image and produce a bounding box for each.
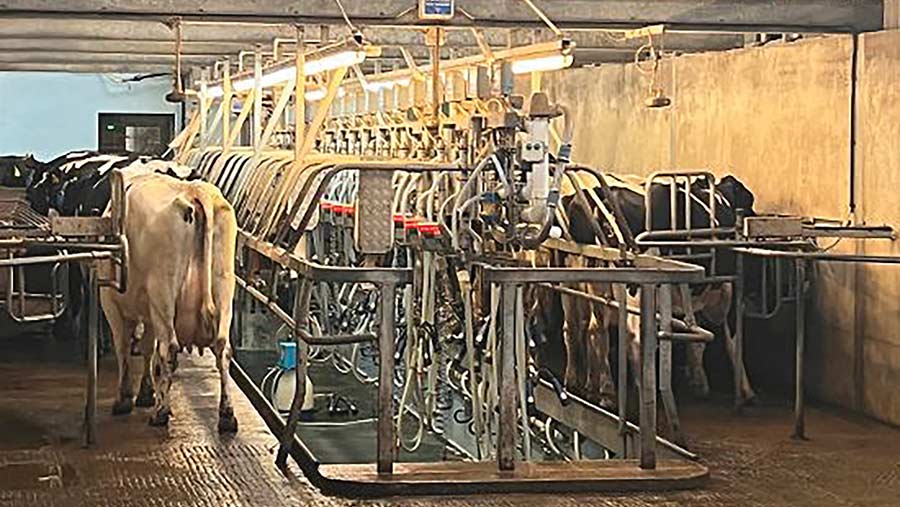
[202,49,369,99]
[362,77,412,93]
[305,88,327,102]
[510,53,574,74]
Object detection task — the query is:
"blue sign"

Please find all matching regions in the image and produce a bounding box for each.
[420,0,454,19]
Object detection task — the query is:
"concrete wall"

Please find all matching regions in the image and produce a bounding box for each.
[542,31,900,426]
[854,30,900,424]
[0,72,179,160]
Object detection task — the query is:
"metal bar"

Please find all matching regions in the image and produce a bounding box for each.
[538,282,713,341]
[294,25,305,163]
[376,282,396,474]
[83,265,98,446]
[802,225,894,239]
[614,284,628,451]
[225,87,254,150]
[17,265,25,317]
[657,330,714,343]
[240,232,411,284]
[259,83,294,149]
[793,259,807,440]
[0,251,112,267]
[276,278,312,468]
[222,59,231,153]
[230,361,322,480]
[498,283,518,471]
[515,286,530,461]
[235,276,377,345]
[296,66,348,162]
[636,227,737,241]
[533,380,698,461]
[657,284,684,445]
[641,239,810,249]
[253,46,263,153]
[482,266,704,285]
[0,239,124,251]
[734,252,745,410]
[639,284,658,470]
[735,247,900,264]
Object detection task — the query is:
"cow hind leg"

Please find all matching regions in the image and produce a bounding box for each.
[214,339,238,433]
[561,294,588,394]
[135,323,156,408]
[148,307,179,427]
[686,342,710,399]
[584,313,616,409]
[106,302,137,416]
[723,321,757,403]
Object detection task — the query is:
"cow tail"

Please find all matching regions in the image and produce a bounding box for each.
[193,191,218,339]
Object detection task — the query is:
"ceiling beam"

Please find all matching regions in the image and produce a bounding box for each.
[0,0,883,32]
[0,32,744,59]
[0,38,251,55]
[0,62,171,73]
[0,52,217,66]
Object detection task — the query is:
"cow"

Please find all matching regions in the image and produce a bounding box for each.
[0,154,43,187]
[536,172,757,409]
[99,171,239,432]
[23,151,203,341]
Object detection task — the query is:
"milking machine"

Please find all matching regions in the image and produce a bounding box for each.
[179,36,714,492]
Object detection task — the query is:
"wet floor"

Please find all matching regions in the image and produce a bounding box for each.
[1,328,899,506]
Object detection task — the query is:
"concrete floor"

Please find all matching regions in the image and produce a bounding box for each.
[0,331,899,506]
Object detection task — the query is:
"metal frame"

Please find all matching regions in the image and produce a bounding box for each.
[0,171,128,446]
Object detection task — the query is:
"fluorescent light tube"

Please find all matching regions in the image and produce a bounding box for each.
[510,54,573,74]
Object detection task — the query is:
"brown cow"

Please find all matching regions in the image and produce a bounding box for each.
[100,171,239,432]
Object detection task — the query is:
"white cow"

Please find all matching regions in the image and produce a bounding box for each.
[100,171,239,432]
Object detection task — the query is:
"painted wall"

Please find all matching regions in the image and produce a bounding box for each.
[0,72,179,160]
[542,31,900,426]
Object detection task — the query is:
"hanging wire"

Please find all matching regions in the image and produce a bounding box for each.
[332,0,358,35]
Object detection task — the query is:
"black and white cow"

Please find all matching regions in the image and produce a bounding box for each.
[0,154,43,187]
[24,150,202,341]
[536,172,757,408]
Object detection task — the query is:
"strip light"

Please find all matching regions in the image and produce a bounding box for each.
[510,53,574,74]
[204,50,368,99]
[362,77,412,93]
[305,88,327,102]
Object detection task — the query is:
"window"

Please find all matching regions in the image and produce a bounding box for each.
[98,113,175,156]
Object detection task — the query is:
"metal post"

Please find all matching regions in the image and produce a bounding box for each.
[276,278,312,469]
[498,282,517,471]
[515,286,531,461]
[793,259,807,439]
[639,284,658,470]
[734,251,745,410]
[83,263,98,446]
[222,58,231,154]
[614,284,629,455]
[199,79,208,139]
[253,45,263,153]
[294,26,305,163]
[377,282,397,474]
[657,284,683,445]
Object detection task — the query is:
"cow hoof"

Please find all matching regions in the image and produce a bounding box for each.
[597,393,616,410]
[689,382,711,400]
[148,408,171,427]
[135,387,155,408]
[112,398,134,416]
[584,391,616,410]
[218,414,239,434]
